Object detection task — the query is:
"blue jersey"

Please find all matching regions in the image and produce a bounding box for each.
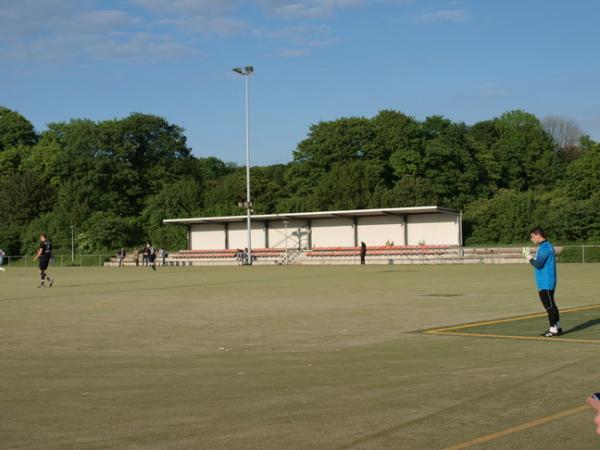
[530,240,557,290]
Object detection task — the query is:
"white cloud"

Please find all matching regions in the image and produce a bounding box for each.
[253,24,333,44]
[131,0,366,18]
[160,16,248,36]
[0,1,198,64]
[89,33,200,62]
[75,10,143,29]
[0,0,75,36]
[478,84,513,98]
[131,0,237,14]
[0,31,199,64]
[413,8,467,24]
[259,0,365,18]
[280,47,311,57]
[0,0,382,65]
[254,24,338,57]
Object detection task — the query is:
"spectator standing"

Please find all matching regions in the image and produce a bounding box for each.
[360,242,367,265]
[234,249,243,265]
[118,248,126,267]
[142,245,150,266]
[0,248,5,272]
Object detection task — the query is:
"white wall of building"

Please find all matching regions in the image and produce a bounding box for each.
[228,221,267,249]
[357,216,405,246]
[190,223,225,250]
[406,213,459,245]
[311,218,354,247]
[267,220,309,249]
[188,212,460,250]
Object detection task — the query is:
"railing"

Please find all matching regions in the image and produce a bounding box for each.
[0,245,598,268]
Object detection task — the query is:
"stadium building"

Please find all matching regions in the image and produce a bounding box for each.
[162,206,467,265]
[164,206,461,250]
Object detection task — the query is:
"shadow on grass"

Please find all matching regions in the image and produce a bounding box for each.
[563,318,600,335]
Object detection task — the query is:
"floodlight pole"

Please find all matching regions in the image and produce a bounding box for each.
[70,225,74,262]
[233,66,254,265]
[284,220,289,265]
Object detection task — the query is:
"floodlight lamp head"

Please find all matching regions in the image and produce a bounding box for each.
[245,66,254,74]
[233,67,244,74]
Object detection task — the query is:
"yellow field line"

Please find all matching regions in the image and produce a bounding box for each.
[427,304,600,334]
[426,330,600,344]
[443,404,589,450]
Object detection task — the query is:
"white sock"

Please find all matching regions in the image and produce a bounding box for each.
[550,325,558,333]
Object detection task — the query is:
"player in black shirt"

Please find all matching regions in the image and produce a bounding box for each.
[148,245,157,271]
[33,233,54,288]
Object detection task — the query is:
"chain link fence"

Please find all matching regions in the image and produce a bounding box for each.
[0,245,598,268]
[1,254,114,267]
[556,245,600,263]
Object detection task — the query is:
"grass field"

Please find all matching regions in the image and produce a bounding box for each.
[1,264,600,449]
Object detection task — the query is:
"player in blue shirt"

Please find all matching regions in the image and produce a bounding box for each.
[526,227,560,337]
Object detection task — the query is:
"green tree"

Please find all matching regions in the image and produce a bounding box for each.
[142,178,204,249]
[311,161,386,210]
[0,106,37,151]
[563,139,600,201]
[490,110,563,190]
[420,117,481,208]
[372,176,439,208]
[294,117,374,170]
[78,212,140,252]
[463,189,543,244]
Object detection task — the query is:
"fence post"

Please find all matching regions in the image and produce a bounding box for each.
[582,245,586,264]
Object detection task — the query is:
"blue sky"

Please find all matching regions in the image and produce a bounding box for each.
[1,0,599,165]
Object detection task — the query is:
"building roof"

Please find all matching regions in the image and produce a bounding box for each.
[163,206,458,225]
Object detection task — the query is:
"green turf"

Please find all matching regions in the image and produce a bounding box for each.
[433,306,600,342]
[1,264,600,449]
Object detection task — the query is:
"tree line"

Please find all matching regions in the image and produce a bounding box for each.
[0,106,598,255]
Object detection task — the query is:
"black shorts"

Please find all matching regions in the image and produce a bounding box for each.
[39,258,50,270]
[148,255,156,263]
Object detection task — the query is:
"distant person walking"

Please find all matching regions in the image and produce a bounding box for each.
[0,248,5,272]
[118,248,126,267]
[148,245,157,272]
[142,245,150,266]
[33,234,54,288]
[525,227,561,337]
[360,242,367,265]
[234,249,243,265]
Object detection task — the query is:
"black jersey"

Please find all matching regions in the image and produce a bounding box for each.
[39,240,52,259]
